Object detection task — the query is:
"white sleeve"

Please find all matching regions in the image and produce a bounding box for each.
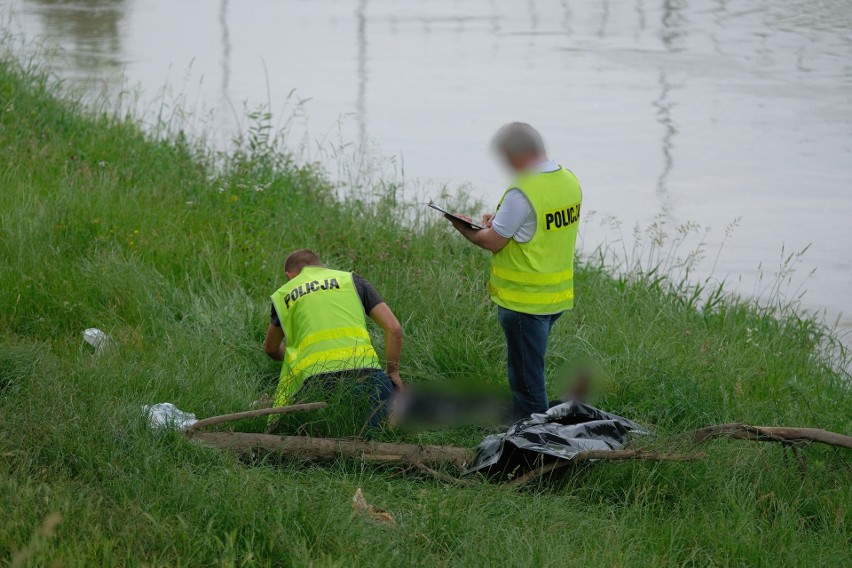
[491,189,534,240]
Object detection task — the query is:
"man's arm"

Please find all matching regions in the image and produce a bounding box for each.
[368,302,404,390]
[263,324,286,361]
[445,214,510,253]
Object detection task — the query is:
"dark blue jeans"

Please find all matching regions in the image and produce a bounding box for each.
[300,368,394,428]
[497,306,563,420]
[357,370,394,428]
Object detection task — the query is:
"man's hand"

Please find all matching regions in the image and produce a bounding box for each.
[451,213,473,222]
[444,213,473,228]
[387,370,404,391]
[444,212,493,228]
[263,324,285,361]
[369,302,404,391]
[445,213,510,253]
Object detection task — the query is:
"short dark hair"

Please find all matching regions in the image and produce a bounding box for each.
[284,249,323,274]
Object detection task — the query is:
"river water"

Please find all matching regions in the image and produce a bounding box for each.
[4,0,851,344]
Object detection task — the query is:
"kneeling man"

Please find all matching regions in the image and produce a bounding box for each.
[263,249,404,426]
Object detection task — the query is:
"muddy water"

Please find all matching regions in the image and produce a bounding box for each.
[5,0,852,344]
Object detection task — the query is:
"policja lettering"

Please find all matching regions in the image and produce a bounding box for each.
[283,278,340,308]
[544,202,581,231]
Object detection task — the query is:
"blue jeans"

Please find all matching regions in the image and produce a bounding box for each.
[357,370,394,428]
[497,306,563,420]
[300,368,394,428]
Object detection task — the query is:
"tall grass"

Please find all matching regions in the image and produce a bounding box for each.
[0,53,850,567]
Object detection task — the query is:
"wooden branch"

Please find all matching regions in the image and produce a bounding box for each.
[185,402,328,436]
[505,461,568,488]
[691,423,852,449]
[191,432,474,470]
[505,449,707,487]
[415,463,475,486]
[194,430,702,483]
[574,449,707,462]
[190,419,850,487]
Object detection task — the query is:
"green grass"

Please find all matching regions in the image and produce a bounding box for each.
[0,53,850,567]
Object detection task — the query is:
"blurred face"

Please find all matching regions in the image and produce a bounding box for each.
[497,151,540,174]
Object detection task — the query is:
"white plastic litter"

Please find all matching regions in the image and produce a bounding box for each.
[82,328,112,353]
[143,403,198,432]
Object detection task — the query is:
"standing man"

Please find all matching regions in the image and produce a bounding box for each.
[445,122,581,420]
[263,249,404,426]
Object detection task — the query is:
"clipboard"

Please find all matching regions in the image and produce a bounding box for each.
[426,202,483,230]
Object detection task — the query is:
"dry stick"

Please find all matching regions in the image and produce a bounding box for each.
[191,431,474,469]
[185,402,328,437]
[506,449,707,488]
[690,423,852,449]
[505,461,568,488]
[785,445,808,473]
[415,463,475,487]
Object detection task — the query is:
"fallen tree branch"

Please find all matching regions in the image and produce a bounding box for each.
[194,432,705,482]
[189,419,850,485]
[191,432,475,470]
[690,423,852,449]
[185,403,328,437]
[506,449,706,487]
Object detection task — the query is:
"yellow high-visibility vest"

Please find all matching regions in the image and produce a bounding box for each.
[489,167,582,314]
[270,267,380,406]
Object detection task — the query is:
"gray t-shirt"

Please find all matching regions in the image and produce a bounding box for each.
[490,159,561,243]
[270,273,383,328]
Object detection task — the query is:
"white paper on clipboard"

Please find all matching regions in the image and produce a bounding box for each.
[426,202,483,230]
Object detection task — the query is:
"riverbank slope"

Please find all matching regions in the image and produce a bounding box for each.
[0,57,849,566]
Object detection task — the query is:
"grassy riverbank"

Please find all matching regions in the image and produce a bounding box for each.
[1,56,850,567]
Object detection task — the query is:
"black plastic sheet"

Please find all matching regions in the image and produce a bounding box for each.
[465,401,649,478]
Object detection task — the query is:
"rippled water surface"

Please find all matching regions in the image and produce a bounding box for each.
[5,0,852,340]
